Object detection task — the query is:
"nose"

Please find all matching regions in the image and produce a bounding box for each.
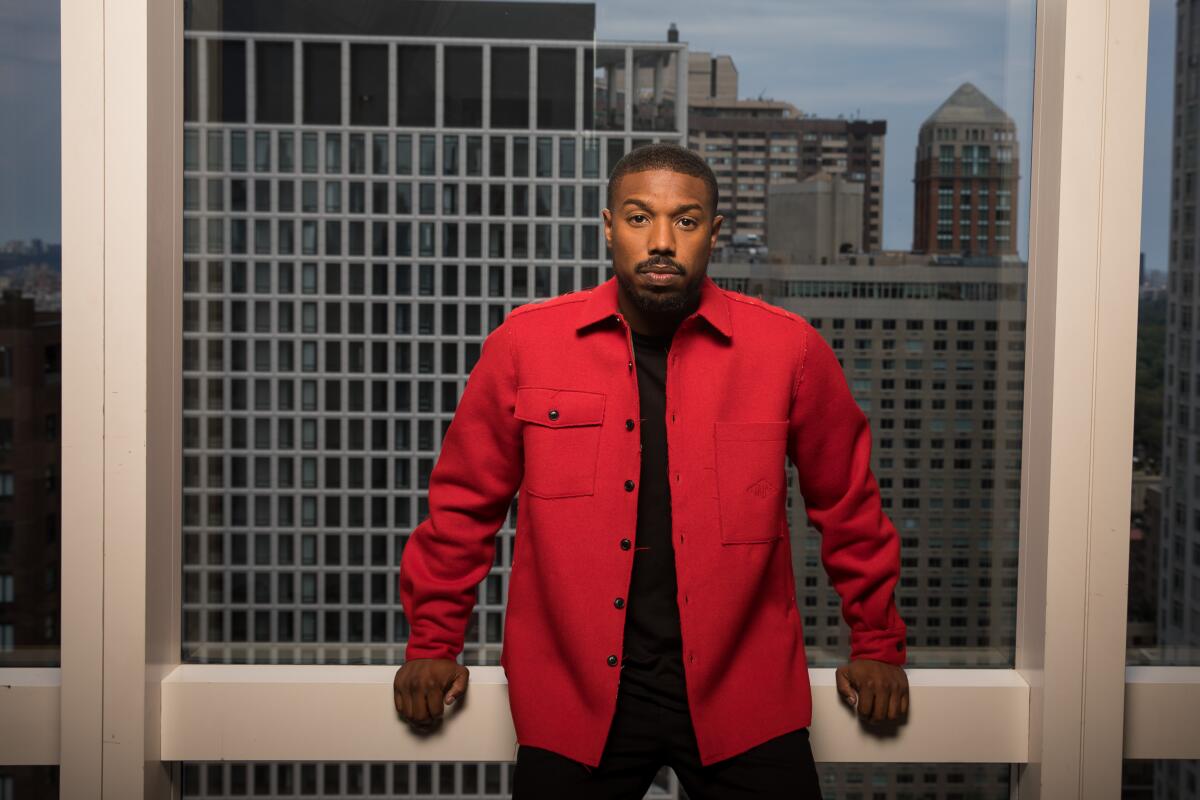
[648,217,676,256]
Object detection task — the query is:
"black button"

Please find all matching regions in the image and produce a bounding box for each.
[607,654,618,667]
[627,360,633,370]
[625,419,635,431]
[624,479,635,492]
[548,409,559,421]
[896,641,905,651]
[620,538,632,550]
[614,597,625,609]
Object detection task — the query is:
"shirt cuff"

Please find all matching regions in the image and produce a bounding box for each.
[849,627,908,666]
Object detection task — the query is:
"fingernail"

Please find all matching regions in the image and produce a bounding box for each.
[446,695,455,705]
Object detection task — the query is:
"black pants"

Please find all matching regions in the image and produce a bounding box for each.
[511,683,823,799]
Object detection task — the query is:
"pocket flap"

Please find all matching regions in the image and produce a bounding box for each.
[515,387,606,428]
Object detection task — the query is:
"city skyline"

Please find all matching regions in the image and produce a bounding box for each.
[3,0,1175,269]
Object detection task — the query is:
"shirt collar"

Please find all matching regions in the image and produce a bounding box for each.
[574,273,733,339]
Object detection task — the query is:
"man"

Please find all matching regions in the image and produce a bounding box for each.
[394,143,909,798]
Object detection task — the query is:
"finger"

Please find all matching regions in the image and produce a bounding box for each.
[835,667,858,705]
[398,685,411,720]
[900,691,909,715]
[887,685,902,720]
[446,668,468,705]
[426,684,446,721]
[410,688,430,723]
[856,682,876,720]
[871,686,889,723]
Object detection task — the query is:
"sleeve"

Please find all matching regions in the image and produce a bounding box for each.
[398,320,524,661]
[786,323,908,666]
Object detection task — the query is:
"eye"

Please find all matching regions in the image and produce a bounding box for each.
[628,213,648,224]
[677,217,697,229]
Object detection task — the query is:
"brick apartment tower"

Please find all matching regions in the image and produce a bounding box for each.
[912,83,1019,257]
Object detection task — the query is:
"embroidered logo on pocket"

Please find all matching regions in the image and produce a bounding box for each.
[745,478,782,498]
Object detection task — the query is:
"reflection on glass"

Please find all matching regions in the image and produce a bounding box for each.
[0,0,62,668]
[592,47,626,131]
[632,49,679,132]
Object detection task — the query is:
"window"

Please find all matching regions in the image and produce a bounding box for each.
[349,44,387,126]
[302,43,340,125]
[444,46,483,128]
[490,47,530,128]
[537,48,576,130]
[254,42,293,124]
[396,46,435,126]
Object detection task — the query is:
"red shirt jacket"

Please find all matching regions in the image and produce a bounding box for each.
[399,274,907,767]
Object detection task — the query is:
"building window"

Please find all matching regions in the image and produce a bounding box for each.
[444,46,483,128]
[302,43,341,125]
[396,46,436,127]
[349,44,388,126]
[491,47,530,128]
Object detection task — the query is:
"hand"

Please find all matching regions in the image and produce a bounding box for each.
[835,658,909,723]
[393,658,469,731]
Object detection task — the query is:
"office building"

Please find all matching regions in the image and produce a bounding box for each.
[0,290,61,668]
[1159,0,1200,797]
[912,83,1020,257]
[708,255,1027,666]
[180,0,685,795]
[689,101,885,253]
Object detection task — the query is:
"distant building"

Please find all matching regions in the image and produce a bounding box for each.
[1161,0,1200,792]
[687,50,738,103]
[1128,472,1161,650]
[680,46,884,252]
[0,290,61,667]
[912,83,1020,258]
[767,173,864,264]
[708,254,1028,665]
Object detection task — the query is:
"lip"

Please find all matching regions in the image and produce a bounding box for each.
[639,270,682,285]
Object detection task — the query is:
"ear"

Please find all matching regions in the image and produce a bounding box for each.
[710,214,724,248]
[602,208,614,250]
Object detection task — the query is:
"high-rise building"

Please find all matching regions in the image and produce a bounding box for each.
[180,1,685,795]
[687,92,885,252]
[912,83,1020,257]
[708,255,1027,666]
[0,289,61,668]
[1159,1,1200,798]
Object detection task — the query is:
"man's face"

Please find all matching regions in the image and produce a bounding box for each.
[602,168,723,316]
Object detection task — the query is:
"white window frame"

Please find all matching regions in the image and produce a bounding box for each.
[1,0,1191,798]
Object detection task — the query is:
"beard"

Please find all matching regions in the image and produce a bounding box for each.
[616,257,701,315]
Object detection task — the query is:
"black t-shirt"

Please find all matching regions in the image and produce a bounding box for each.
[619,327,689,712]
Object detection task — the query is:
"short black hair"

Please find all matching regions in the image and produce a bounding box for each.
[606,142,720,216]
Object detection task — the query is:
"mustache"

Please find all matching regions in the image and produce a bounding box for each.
[636,256,685,273]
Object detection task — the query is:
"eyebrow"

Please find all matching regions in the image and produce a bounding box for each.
[621,198,705,216]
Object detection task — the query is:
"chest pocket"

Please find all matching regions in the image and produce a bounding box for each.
[514,387,606,499]
[714,420,789,543]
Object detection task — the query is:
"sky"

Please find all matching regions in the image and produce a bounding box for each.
[0,0,1175,267]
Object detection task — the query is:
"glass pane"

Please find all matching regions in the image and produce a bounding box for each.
[180,0,1034,791]
[0,0,62,668]
[0,767,59,798]
[180,761,1009,798]
[1128,0,1200,667]
[1122,760,1200,798]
